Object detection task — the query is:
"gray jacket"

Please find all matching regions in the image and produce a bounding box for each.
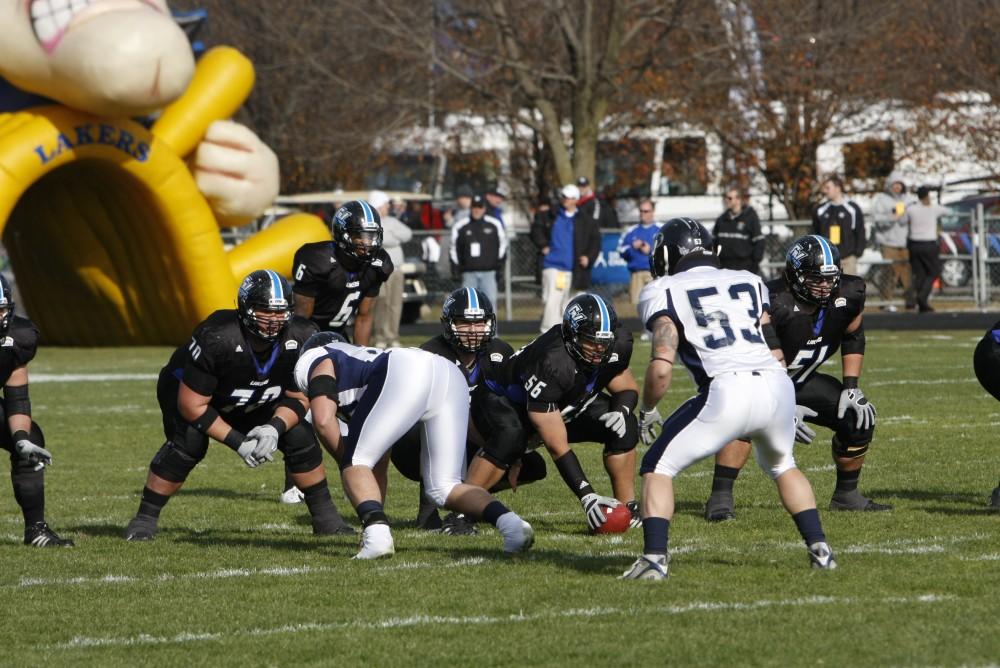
[380,215,413,267]
[871,171,914,248]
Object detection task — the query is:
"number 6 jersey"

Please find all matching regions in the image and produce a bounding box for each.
[638,266,782,390]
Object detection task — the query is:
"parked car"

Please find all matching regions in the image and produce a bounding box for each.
[939,194,1000,287]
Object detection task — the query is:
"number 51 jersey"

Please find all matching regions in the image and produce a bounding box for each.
[638,266,782,391]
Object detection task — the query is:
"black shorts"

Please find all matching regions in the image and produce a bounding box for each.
[796,372,874,446]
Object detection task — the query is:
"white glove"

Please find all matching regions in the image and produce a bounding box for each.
[638,406,662,445]
[598,409,628,438]
[246,424,280,464]
[837,387,877,430]
[236,438,261,468]
[15,439,52,471]
[581,492,620,531]
[793,405,818,444]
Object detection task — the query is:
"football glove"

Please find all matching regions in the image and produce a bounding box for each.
[638,406,662,445]
[236,438,261,468]
[793,405,818,444]
[837,387,876,430]
[246,424,280,464]
[581,492,620,531]
[598,409,629,438]
[14,439,52,471]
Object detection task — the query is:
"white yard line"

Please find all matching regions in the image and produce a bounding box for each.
[41,593,955,650]
[31,373,158,383]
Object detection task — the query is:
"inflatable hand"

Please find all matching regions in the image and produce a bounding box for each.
[0,45,328,345]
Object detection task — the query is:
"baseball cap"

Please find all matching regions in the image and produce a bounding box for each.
[471,194,487,207]
[576,176,589,187]
[486,187,506,199]
[560,184,581,200]
[916,186,931,199]
[456,184,474,198]
[367,190,389,210]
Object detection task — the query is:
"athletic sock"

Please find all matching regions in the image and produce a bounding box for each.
[711,464,740,494]
[12,468,45,526]
[481,500,509,526]
[137,486,170,519]
[792,508,827,545]
[834,468,861,494]
[301,480,343,522]
[642,516,670,556]
[355,499,389,527]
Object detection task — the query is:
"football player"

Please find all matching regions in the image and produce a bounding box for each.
[296,333,534,559]
[468,293,642,532]
[0,275,73,547]
[972,320,1000,509]
[123,270,353,541]
[388,288,547,534]
[286,199,393,503]
[702,234,888,521]
[623,219,835,581]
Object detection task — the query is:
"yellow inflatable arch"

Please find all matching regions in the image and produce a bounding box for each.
[0,47,329,345]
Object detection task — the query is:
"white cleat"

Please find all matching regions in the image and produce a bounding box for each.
[280,486,305,504]
[620,554,670,580]
[498,513,534,554]
[808,541,838,570]
[354,524,395,560]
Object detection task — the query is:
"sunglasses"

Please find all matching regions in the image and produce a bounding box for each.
[639,208,654,213]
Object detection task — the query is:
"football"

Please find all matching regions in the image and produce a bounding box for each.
[593,503,632,534]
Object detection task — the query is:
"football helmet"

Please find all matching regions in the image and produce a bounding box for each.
[561,294,618,367]
[784,235,841,307]
[0,274,14,334]
[237,270,293,341]
[332,200,383,262]
[301,330,349,355]
[650,217,714,277]
[441,287,496,353]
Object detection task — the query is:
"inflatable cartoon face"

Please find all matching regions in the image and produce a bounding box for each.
[0,0,195,116]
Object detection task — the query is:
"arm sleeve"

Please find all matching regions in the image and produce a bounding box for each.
[291,247,325,298]
[13,325,39,366]
[181,331,219,396]
[525,356,573,412]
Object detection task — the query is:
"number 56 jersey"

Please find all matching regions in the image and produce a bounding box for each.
[638,266,782,391]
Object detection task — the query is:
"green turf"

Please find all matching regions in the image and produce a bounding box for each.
[1,332,998,666]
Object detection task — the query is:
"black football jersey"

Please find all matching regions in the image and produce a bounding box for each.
[483,325,633,418]
[0,316,40,387]
[767,274,866,385]
[420,334,515,390]
[292,242,394,332]
[165,310,318,428]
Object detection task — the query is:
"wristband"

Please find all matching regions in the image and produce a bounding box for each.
[842,376,859,389]
[223,429,246,451]
[12,429,29,442]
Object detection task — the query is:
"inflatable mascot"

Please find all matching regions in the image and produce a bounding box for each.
[0,0,329,344]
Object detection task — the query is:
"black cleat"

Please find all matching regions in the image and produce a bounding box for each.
[124,515,158,541]
[989,486,1000,510]
[704,491,736,522]
[440,512,477,536]
[416,500,443,531]
[25,522,74,547]
[829,490,893,512]
[312,516,357,536]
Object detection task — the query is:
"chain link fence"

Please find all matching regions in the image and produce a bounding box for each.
[400,210,1000,322]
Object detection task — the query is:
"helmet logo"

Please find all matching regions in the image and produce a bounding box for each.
[566,303,587,329]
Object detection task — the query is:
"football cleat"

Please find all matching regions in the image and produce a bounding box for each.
[704,491,736,522]
[626,500,642,528]
[312,516,356,536]
[989,486,1000,510]
[808,541,838,570]
[498,513,534,554]
[829,490,892,512]
[123,515,158,542]
[416,499,443,531]
[620,554,670,580]
[440,512,477,536]
[354,523,394,560]
[25,522,74,547]
[280,486,305,504]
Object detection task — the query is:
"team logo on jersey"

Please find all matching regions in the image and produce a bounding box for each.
[608,353,619,363]
[346,281,360,288]
[834,297,847,308]
[0,336,12,347]
[371,259,384,267]
[285,340,299,350]
[490,352,504,362]
[235,344,243,352]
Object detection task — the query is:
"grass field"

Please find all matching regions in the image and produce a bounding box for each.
[1,330,998,667]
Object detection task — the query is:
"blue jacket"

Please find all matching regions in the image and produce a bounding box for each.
[617,223,659,273]
[543,209,576,271]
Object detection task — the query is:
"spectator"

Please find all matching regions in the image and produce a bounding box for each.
[871,172,916,310]
[445,184,473,229]
[539,185,579,331]
[907,186,950,313]
[577,176,619,230]
[485,188,506,228]
[714,188,765,274]
[812,176,866,276]
[529,195,556,284]
[369,190,412,349]
[617,198,659,311]
[450,194,506,306]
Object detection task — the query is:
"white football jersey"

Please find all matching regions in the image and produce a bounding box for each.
[638,265,782,388]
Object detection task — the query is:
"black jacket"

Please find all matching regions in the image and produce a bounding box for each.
[812,200,866,259]
[449,214,507,272]
[714,205,765,273]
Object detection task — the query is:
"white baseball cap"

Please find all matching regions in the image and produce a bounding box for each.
[560,184,581,200]
[367,190,390,209]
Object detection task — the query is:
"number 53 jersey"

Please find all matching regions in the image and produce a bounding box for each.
[638,266,782,391]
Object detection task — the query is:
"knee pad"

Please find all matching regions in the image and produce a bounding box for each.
[831,434,871,460]
[6,421,45,468]
[279,423,324,473]
[516,450,547,484]
[150,433,207,483]
[602,414,639,456]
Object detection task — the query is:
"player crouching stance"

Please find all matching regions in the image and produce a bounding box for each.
[123,270,353,541]
[622,219,836,581]
[296,333,534,559]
